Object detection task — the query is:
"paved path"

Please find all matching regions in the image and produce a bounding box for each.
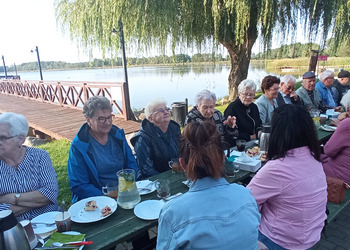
[0,93,140,140]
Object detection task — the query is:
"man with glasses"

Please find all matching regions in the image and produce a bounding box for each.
[67,96,138,203]
[276,74,304,107]
[131,99,180,179]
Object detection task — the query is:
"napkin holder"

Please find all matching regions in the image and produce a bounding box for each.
[230,151,262,173]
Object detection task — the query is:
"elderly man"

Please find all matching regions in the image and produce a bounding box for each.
[315,70,337,107]
[332,70,350,106]
[276,74,303,107]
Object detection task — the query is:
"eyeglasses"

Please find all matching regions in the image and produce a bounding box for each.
[240,92,255,97]
[93,114,115,124]
[0,135,17,142]
[153,107,171,115]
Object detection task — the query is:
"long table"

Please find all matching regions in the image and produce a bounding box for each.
[317,127,334,145]
[71,169,251,250]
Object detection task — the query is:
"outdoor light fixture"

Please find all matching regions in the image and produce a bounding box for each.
[31,46,43,80]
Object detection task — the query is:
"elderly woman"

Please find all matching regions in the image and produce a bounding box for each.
[131,99,180,179]
[0,112,59,220]
[255,75,280,124]
[185,89,238,147]
[224,79,262,141]
[67,96,138,203]
[247,105,327,249]
[322,91,350,183]
[157,121,260,249]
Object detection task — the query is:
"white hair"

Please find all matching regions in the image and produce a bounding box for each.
[319,70,334,82]
[340,90,350,110]
[145,98,167,119]
[280,74,296,85]
[238,79,257,93]
[195,90,216,105]
[0,112,29,137]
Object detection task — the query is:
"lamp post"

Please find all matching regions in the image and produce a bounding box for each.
[1,55,8,78]
[31,46,43,80]
[112,21,135,121]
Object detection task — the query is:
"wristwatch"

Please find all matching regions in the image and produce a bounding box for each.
[15,193,20,205]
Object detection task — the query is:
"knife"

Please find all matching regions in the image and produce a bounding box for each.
[35,247,78,249]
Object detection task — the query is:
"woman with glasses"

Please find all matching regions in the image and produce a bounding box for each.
[131,99,180,179]
[185,89,238,147]
[67,96,138,203]
[224,79,262,141]
[0,112,59,220]
[255,75,280,124]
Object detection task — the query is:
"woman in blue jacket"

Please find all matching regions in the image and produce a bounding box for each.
[67,96,138,203]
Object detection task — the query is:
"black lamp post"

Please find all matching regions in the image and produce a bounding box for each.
[31,46,43,80]
[2,55,8,78]
[112,21,135,121]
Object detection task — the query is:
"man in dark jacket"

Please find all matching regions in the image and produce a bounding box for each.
[131,99,180,179]
[332,70,350,106]
[276,74,304,107]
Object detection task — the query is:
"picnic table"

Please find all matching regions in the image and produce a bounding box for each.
[71,169,251,250]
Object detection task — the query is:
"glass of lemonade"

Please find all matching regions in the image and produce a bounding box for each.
[309,109,320,128]
[117,169,141,209]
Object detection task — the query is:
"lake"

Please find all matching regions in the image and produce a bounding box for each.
[10,63,281,109]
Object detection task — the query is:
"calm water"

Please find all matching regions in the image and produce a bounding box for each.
[11,63,275,109]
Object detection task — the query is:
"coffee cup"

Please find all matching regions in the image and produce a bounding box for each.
[54,212,71,233]
[102,181,119,199]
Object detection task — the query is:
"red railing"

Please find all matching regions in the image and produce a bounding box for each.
[0,79,133,120]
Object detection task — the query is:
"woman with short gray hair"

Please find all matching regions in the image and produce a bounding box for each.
[185,89,238,147]
[0,112,59,220]
[67,96,138,203]
[322,90,350,183]
[131,98,181,179]
[224,80,262,141]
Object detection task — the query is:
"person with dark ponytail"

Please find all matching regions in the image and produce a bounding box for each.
[157,120,260,250]
[247,105,327,249]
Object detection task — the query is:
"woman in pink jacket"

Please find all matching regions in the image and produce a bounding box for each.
[247,104,327,249]
[322,90,350,183]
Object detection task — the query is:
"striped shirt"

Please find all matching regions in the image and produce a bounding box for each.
[0,147,59,220]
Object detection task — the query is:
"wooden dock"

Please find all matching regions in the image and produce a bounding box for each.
[0,94,140,141]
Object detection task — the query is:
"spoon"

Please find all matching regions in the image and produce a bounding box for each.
[51,241,93,247]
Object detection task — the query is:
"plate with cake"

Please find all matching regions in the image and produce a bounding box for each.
[68,196,117,223]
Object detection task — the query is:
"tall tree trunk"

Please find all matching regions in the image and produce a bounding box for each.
[221,38,257,101]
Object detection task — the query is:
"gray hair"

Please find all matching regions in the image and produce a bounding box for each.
[280,74,296,85]
[195,90,216,105]
[0,112,29,137]
[238,79,257,93]
[83,96,112,118]
[340,90,350,110]
[319,70,334,82]
[145,98,167,119]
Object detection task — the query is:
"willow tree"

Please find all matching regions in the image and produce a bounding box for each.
[55,0,349,100]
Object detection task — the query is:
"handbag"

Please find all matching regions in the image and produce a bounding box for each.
[326,177,346,204]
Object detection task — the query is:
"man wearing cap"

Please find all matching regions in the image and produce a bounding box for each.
[296,71,331,112]
[315,70,337,107]
[332,70,350,106]
[276,74,304,107]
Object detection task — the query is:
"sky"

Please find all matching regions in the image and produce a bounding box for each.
[0,0,92,66]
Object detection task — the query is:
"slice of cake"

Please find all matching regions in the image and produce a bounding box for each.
[84,200,98,211]
[101,205,112,217]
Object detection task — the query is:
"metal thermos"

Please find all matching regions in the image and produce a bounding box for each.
[0,210,31,250]
[259,124,271,152]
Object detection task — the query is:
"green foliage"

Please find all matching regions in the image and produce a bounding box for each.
[36,140,72,207]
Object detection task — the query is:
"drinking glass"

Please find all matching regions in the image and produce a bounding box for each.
[155,180,171,199]
[223,159,235,177]
[309,109,320,128]
[320,114,327,125]
[168,158,182,173]
[102,181,119,199]
[236,139,246,152]
[234,164,240,173]
[117,169,141,209]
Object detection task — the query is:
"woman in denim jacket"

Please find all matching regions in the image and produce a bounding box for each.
[157,120,260,250]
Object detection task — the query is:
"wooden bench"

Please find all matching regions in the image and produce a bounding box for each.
[326,189,350,224]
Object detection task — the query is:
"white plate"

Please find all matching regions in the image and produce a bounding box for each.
[320,125,337,132]
[136,180,156,195]
[134,200,164,220]
[31,211,60,235]
[68,196,117,223]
